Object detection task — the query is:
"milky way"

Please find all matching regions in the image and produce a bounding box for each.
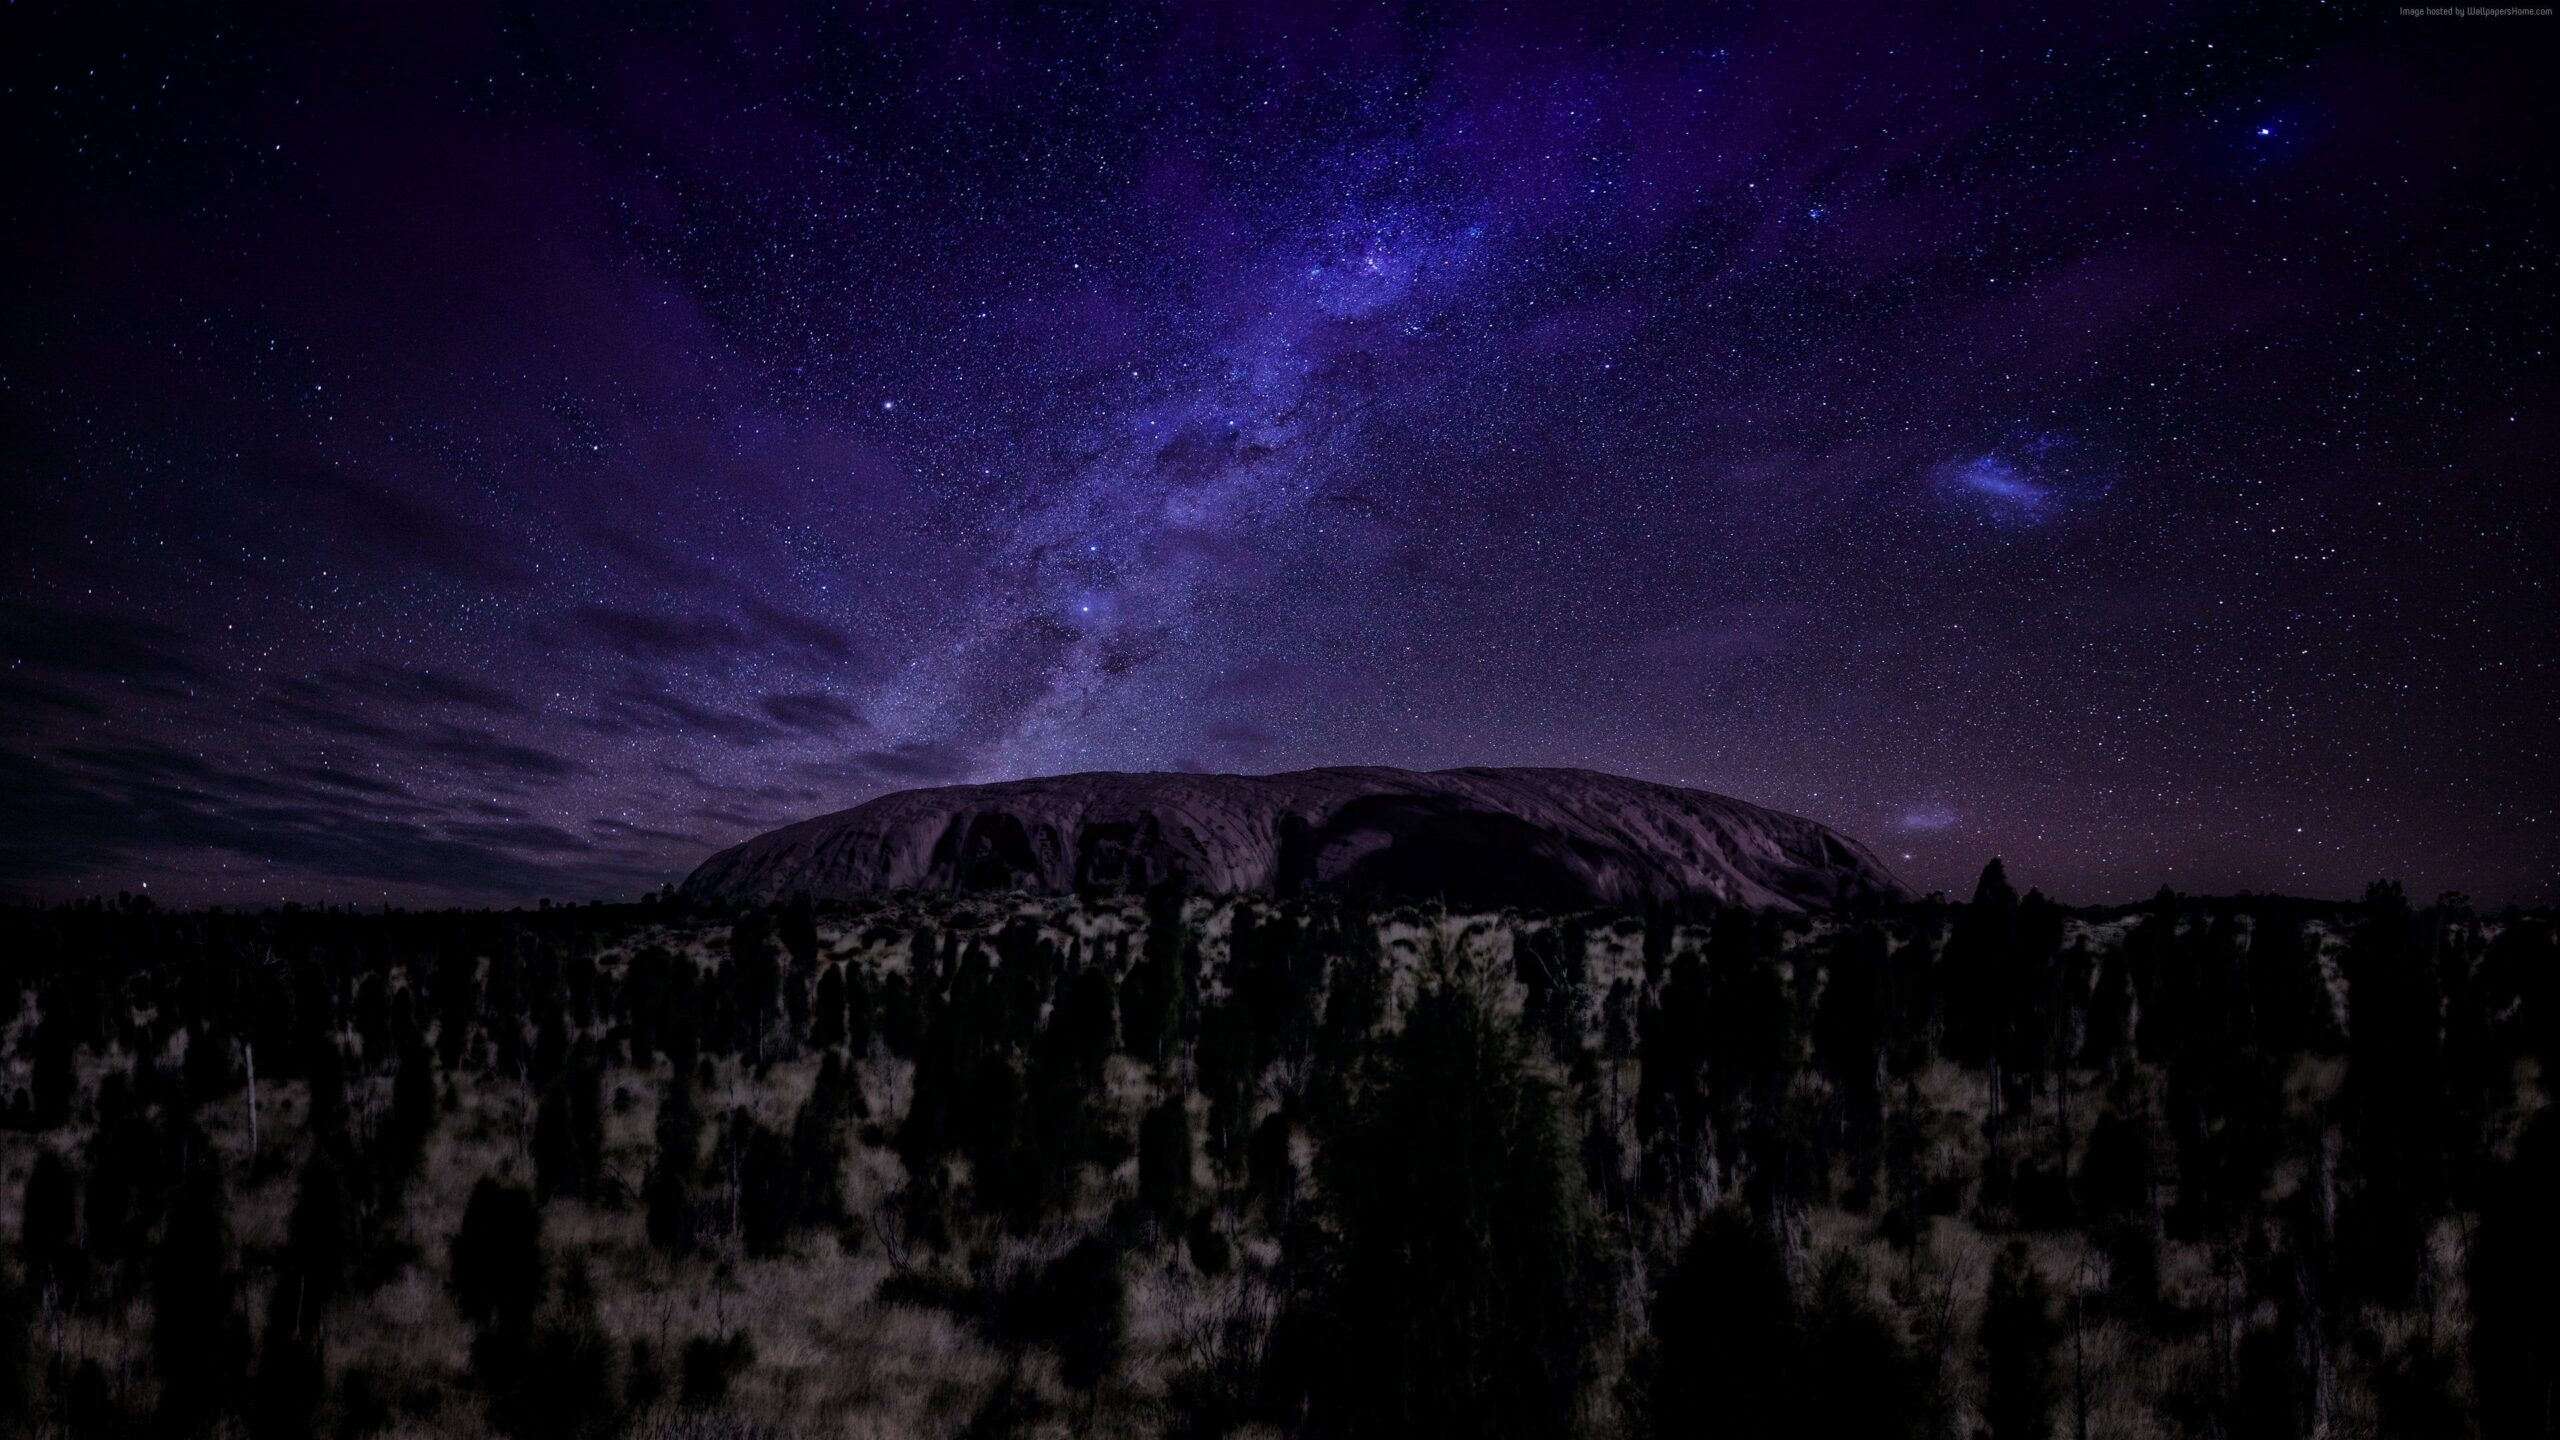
[4,5,2553,906]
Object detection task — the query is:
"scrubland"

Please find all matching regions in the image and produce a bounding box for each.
[0,873,2551,1438]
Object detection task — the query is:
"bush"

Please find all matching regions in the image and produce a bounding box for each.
[249,1331,326,1440]
[1185,1207,1233,1277]
[0,1249,31,1429]
[480,1315,620,1439]
[1138,1097,1194,1226]
[334,1365,397,1439]
[680,1331,754,1409]
[450,1178,544,1330]
[1033,1236,1127,1394]
[624,1338,663,1413]
[18,1149,80,1298]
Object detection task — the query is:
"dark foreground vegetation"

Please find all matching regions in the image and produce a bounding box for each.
[0,869,2554,1438]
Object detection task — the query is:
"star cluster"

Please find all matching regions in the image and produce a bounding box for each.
[3,4,2552,906]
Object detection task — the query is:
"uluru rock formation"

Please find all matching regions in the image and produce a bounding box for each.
[681,766,1910,912]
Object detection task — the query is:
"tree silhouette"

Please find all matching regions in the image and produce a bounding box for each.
[2471,1107,2559,1439]
[1139,1094,1195,1227]
[154,1156,249,1436]
[2338,881,2448,1308]
[1799,1253,1926,1438]
[451,1177,545,1331]
[478,1257,621,1439]
[1302,978,1592,1440]
[0,874,2545,1435]
[645,1064,703,1254]
[812,961,848,1050]
[0,1247,31,1429]
[532,1057,603,1202]
[18,1148,79,1299]
[1645,1205,1799,1439]
[27,1013,78,1130]
[270,1148,353,1342]
[1942,857,2020,1069]
[1034,1235,1126,1394]
[1980,1241,2060,1440]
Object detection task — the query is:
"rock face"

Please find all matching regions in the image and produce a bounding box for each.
[681,766,1911,912]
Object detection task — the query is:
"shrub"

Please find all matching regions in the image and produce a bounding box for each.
[680,1331,754,1409]
[1185,1207,1233,1276]
[1032,1236,1126,1394]
[450,1178,544,1331]
[1138,1097,1194,1226]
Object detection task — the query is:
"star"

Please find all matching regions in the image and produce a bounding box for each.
[1,2,2544,907]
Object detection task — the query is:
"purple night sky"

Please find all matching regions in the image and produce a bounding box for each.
[4,4,2553,907]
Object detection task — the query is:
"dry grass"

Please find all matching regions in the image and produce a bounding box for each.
[1,900,2517,1438]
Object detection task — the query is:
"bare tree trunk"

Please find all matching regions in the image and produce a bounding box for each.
[1988,1056,2006,1185]
[2073,1257,2094,1440]
[2055,1066,2075,1183]
[2296,1247,2334,1440]
[244,1041,258,1154]
[1923,1253,1968,1440]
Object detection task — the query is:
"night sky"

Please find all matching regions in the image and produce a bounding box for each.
[4,5,2553,908]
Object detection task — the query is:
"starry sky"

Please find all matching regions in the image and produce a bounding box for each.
[4,3,2554,908]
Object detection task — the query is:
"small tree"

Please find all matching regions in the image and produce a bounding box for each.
[532,1060,603,1203]
[451,1178,546,1332]
[2471,1108,2560,1438]
[736,1118,799,1257]
[155,1158,250,1435]
[1799,1253,1926,1438]
[1306,977,1592,1440]
[0,1247,33,1429]
[645,1067,703,1255]
[384,1039,439,1183]
[812,963,848,1051]
[680,1331,753,1408]
[27,1014,78,1130]
[728,910,783,1061]
[271,1149,353,1342]
[1036,1235,1126,1395]
[843,962,875,1055]
[19,1149,79,1299]
[1185,1206,1233,1276]
[480,1257,621,1439]
[1980,1242,2061,1440]
[1138,1095,1195,1227]
[778,892,820,971]
[249,1317,326,1440]
[1646,1206,1799,1439]
[795,1050,853,1218]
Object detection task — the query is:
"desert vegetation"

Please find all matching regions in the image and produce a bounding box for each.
[0,869,2553,1438]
